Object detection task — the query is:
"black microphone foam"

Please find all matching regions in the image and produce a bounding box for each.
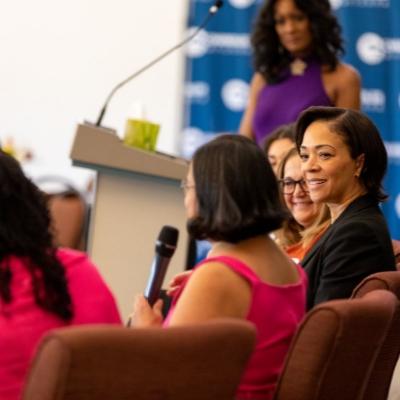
[156,225,179,257]
[144,226,179,306]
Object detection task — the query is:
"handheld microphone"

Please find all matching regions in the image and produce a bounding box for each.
[95,0,224,127]
[144,225,179,306]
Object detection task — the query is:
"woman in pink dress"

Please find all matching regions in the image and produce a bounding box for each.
[132,135,307,400]
[0,151,121,400]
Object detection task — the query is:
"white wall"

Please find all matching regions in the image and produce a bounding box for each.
[0,0,188,189]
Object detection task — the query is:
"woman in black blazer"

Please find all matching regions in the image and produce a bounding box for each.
[295,106,396,310]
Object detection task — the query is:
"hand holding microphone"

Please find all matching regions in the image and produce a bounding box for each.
[144,225,179,305]
[127,225,179,327]
[130,294,164,328]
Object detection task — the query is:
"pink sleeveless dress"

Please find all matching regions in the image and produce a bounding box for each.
[164,255,307,399]
[0,249,121,400]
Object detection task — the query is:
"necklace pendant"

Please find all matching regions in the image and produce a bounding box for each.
[290,58,307,76]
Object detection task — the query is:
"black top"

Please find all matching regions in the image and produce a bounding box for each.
[301,194,396,310]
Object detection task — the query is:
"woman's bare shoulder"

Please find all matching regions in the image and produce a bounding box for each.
[327,62,361,85]
[190,260,243,286]
[322,62,361,108]
[251,72,267,91]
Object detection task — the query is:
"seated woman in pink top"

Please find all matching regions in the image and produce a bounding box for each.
[132,135,307,400]
[0,151,122,400]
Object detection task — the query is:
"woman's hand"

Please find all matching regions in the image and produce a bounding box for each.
[128,294,163,328]
[166,270,193,297]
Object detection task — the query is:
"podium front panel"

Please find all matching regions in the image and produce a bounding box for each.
[88,168,188,318]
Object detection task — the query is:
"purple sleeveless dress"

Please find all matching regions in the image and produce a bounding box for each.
[252,59,332,146]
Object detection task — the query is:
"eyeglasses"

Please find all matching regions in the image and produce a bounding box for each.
[279,178,308,195]
[180,180,195,192]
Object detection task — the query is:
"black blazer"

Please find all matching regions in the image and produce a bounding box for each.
[302,194,396,310]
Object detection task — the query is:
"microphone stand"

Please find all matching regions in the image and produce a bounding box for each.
[95,0,224,127]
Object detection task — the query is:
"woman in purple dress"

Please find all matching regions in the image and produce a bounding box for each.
[240,0,360,146]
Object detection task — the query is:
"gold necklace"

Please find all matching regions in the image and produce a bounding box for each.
[290,58,307,76]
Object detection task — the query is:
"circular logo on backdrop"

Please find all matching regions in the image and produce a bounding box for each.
[228,0,257,9]
[221,79,249,112]
[181,127,213,159]
[329,0,343,10]
[356,33,386,65]
[396,193,400,219]
[186,28,209,58]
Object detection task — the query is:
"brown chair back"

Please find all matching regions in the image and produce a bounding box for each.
[273,290,399,400]
[352,270,400,300]
[351,271,400,400]
[22,319,256,400]
[47,191,87,250]
[37,176,88,250]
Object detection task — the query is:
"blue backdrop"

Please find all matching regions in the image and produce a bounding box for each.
[182,0,400,239]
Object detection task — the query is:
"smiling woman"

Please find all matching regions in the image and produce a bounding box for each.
[294,106,396,310]
[276,147,330,261]
[281,152,319,227]
[299,120,366,220]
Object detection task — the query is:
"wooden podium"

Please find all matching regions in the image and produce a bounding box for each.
[70,123,189,318]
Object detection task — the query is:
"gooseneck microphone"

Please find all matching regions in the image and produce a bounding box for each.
[144,225,179,306]
[95,0,224,127]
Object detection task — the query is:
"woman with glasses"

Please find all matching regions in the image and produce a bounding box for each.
[296,106,395,310]
[131,135,307,400]
[277,147,329,261]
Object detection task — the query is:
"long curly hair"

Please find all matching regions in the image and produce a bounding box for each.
[252,0,344,83]
[0,151,73,320]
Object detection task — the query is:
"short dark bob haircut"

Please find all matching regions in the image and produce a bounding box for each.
[252,0,343,83]
[187,134,288,243]
[295,106,388,203]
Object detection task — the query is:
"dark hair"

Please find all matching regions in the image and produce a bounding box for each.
[252,0,343,83]
[263,123,296,154]
[0,151,73,320]
[295,106,388,202]
[187,135,287,243]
